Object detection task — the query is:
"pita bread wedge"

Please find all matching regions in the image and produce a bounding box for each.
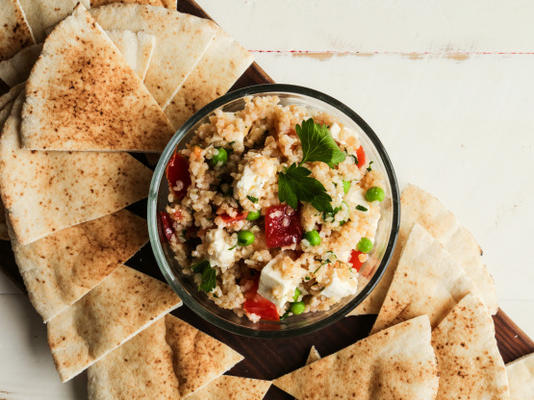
[164,29,253,129]
[306,346,321,365]
[187,376,272,400]
[47,264,181,382]
[91,0,176,9]
[90,4,217,108]
[88,318,180,400]
[0,83,23,110]
[0,94,152,245]
[21,5,174,152]
[0,31,153,87]
[432,293,509,399]
[0,44,41,87]
[371,223,476,333]
[164,314,244,397]
[352,184,497,316]
[0,0,35,61]
[12,210,148,322]
[506,352,534,400]
[18,0,89,42]
[105,30,155,81]
[274,315,439,400]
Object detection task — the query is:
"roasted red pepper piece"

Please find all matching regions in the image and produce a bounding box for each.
[242,278,279,321]
[350,249,364,271]
[220,212,246,223]
[159,211,174,242]
[265,204,303,248]
[356,145,366,169]
[166,151,191,199]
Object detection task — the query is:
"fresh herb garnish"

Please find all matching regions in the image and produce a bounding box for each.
[339,220,347,226]
[277,119,345,212]
[297,119,346,167]
[192,260,216,292]
[228,244,237,250]
[367,160,374,171]
[356,205,368,212]
[322,205,341,221]
[247,195,258,203]
[350,154,359,164]
[278,163,333,212]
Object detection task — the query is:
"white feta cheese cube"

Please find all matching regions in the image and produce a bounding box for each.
[320,270,358,301]
[235,155,277,202]
[258,254,304,313]
[205,228,235,271]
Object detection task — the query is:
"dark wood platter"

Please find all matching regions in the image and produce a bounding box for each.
[1,1,533,398]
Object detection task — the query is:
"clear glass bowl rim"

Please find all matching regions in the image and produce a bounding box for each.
[148,83,400,338]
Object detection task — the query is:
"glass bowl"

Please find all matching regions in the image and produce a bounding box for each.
[148,84,400,338]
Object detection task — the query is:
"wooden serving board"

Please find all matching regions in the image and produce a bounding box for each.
[1,1,533,398]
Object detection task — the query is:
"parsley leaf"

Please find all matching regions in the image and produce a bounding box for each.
[296,119,346,168]
[247,195,258,203]
[278,164,333,212]
[192,260,216,292]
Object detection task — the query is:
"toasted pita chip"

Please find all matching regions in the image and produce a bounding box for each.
[165,314,244,397]
[12,210,148,322]
[91,0,176,9]
[47,265,181,382]
[506,353,534,400]
[371,224,476,333]
[0,44,41,87]
[21,5,173,152]
[432,293,509,399]
[0,0,35,61]
[187,376,271,400]
[18,0,89,42]
[352,184,497,316]
[90,4,217,108]
[164,29,253,129]
[105,30,155,81]
[88,318,180,400]
[274,315,439,400]
[305,346,321,365]
[0,94,152,245]
[0,31,153,87]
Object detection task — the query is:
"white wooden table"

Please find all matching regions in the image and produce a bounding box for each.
[1,0,533,397]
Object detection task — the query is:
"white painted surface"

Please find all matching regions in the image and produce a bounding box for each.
[1,0,533,397]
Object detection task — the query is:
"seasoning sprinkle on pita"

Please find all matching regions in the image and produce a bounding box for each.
[274,315,439,400]
[432,293,510,400]
[0,0,35,60]
[47,265,181,382]
[12,210,148,322]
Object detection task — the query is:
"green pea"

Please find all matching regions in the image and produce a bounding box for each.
[246,210,261,221]
[365,186,385,202]
[291,301,306,315]
[343,180,351,194]
[210,147,227,167]
[293,288,302,302]
[357,237,374,253]
[304,230,321,246]
[237,230,255,246]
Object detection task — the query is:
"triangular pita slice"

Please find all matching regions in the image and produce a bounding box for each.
[165,314,244,397]
[187,376,272,400]
[90,4,217,108]
[0,94,152,245]
[352,184,497,315]
[91,0,176,9]
[274,315,439,400]
[164,28,253,129]
[0,83,23,110]
[371,223,476,333]
[47,265,181,382]
[88,318,180,400]
[506,352,534,400]
[18,0,89,42]
[432,293,509,399]
[0,0,35,60]
[12,210,148,322]
[0,31,153,87]
[0,44,41,87]
[306,346,321,365]
[21,4,173,152]
[105,30,155,81]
